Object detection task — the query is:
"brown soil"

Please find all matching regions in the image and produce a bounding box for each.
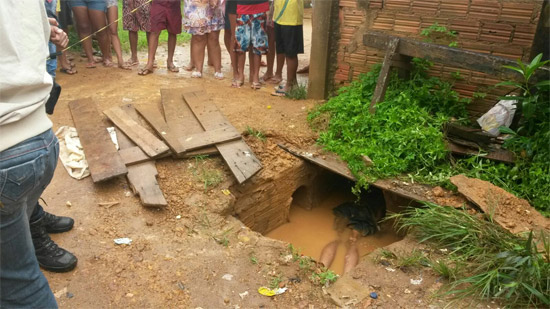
[450,175,550,234]
[41,13,509,309]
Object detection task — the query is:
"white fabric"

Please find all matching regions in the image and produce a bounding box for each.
[55,126,90,180]
[0,0,53,150]
[477,98,517,137]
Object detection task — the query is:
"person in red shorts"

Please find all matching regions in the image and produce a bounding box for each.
[139,0,182,75]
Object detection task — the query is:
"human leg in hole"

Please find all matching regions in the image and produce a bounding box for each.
[207,31,223,76]
[88,8,113,66]
[167,32,178,72]
[191,34,207,74]
[107,6,129,69]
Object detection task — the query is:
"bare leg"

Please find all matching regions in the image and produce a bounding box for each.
[236,51,246,84]
[88,9,112,66]
[184,42,194,71]
[261,25,275,81]
[251,52,261,86]
[207,31,222,75]
[319,240,339,268]
[283,55,298,92]
[167,32,178,71]
[139,31,160,74]
[192,34,207,74]
[343,230,360,274]
[71,7,96,67]
[224,28,238,80]
[129,31,139,64]
[107,6,129,69]
[274,53,285,82]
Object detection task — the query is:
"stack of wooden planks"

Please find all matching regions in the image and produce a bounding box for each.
[68,87,262,207]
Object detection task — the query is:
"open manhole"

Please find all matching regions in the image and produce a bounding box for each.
[232,161,405,275]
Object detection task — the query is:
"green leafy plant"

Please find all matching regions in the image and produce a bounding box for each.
[420,22,458,47]
[245,126,266,142]
[190,156,224,192]
[286,83,308,100]
[390,203,550,307]
[250,255,258,265]
[269,275,283,289]
[311,268,339,286]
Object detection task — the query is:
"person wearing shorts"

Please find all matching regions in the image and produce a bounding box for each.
[139,0,182,75]
[261,0,284,85]
[272,0,303,96]
[233,0,269,88]
[123,0,152,66]
[223,0,238,82]
[69,0,113,67]
[106,0,131,69]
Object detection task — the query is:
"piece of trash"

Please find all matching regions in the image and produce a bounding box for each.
[239,291,249,299]
[222,189,231,196]
[122,97,133,103]
[370,292,378,299]
[222,274,234,281]
[125,191,132,197]
[404,289,411,294]
[281,254,293,264]
[66,292,74,299]
[98,201,119,209]
[385,267,396,272]
[288,277,301,284]
[54,126,90,180]
[267,105,272,109]
[114,238,132,245]
[177,282,185,290]
[243,151,251,157]
[303,152,314,158]
[107,127,119,150]
[410,277,423,285]
[54,287,68,298]
[439,248,448,253]
[66,201,72,207]
[176,215,182,220]
[258,286,287,297]
[125,293,134,298]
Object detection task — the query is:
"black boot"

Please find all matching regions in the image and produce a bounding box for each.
[42,211,74,233]
[30,216,78,273]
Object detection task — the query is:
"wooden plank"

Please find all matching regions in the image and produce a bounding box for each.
[119,147,150,165]
[447,141,515,163]
[182,90,262,183]
[369,37,400,113]
[160,88,218,155]
[114,109,167,208]
[104,106,170,158]
[444,123,494,146]
[363,31,550,82]
[68,98,127,182]
[134,104,187,156]
[179,126,241,151]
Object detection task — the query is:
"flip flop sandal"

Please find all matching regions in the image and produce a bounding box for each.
[60,67,77,75]
[125,60,139,67]
[168,65,180,73]
[191,71,202,78]
[231,79,243,88]
[271,89,287,97]
[85,62,96,69]
[274,84,285,91]
[251,82,262,90]
[119,64,132,70]
[138,68,154,76]
[214,72,224,80]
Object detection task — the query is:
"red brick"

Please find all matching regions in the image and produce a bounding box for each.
[469,0,501,21]
[450,19,480,41]
[460,41,492,54]
[500,2,535,23]
[339,0,357,8]
[492,46,524,60]
[412,0,440,14]
[479,22,513,43]
[372,12,395,31]
[513,24,537,45]
[370,0,383,9]
[440,0,469,16]
[395,13,421,34]
[385,0,411,10]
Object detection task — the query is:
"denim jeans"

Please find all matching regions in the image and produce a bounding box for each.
[45,0,58,78]
[0,129,59,308]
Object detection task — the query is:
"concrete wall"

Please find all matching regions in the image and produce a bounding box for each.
[333,0,544,117]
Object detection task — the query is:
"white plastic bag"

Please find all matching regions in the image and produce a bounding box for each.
[477,98,517,137]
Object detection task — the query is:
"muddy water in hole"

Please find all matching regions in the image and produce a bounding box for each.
[266,191,402,275]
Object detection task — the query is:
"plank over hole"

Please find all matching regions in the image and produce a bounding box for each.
[69,98,127,183]
[179,126,241,151]
[104,106,170,158]
[135,104,187,156]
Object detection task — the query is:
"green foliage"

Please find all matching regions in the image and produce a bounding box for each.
[390,203,550,307]
[287,244,339,286]
[245,126,266,142]
[308,62,469,190]
[190,156,224,192]
[286,83,308,100]
[420,22,458,47]
[310,269,339,286]
[269,275,283,289]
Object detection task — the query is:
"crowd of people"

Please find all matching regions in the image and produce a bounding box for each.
[49,0,305,95]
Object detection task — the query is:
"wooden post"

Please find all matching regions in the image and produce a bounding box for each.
[307,0,334,100]
[369,38,400,114]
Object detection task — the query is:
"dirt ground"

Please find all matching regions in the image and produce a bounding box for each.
[40,11,542,308]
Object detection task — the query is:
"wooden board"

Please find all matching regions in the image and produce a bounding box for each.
[69,98,127,182]
[115,106,167,207]
[182,90,262,183]
[363,31,550,82]
[104,106,170,158]
[119,147,150,166]
[369,37,399,113]
[161,88,218,155]
[179,126,241,151]
[134,104,187,156]
[447,141,515,163]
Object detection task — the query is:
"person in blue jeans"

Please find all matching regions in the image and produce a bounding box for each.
[1,0,71,307]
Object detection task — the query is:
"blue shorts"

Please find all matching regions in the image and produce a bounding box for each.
[234,12,268,55]
[69,0,106,11]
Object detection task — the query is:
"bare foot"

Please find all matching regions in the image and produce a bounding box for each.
[183,63,194,71]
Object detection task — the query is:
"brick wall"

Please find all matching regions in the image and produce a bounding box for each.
[334,0,544,117]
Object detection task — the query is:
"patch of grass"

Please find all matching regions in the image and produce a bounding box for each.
[310,268,339,286]
[213,228,232,247]
[245,126,266,142]
[286,83,308,100]
[390,203,550,307]
[190,156,224,192]
[286,244,339,287]
[395,249,429,268]
[269,275,283,289]
[250,255,258,265]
